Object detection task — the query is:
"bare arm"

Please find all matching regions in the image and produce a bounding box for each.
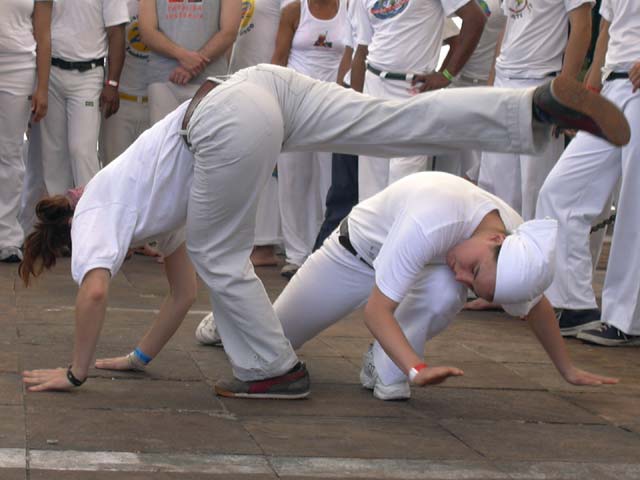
[584,19,610,90]
[525,296,618,385]
[349,43,368,92]
[100,23,126,119]
[561,3,593,79]
[139,0,209,74]
[412,1,486,92]
[336,45,354,86]
[31,1,52,122]
[23,269,111,391]
[271,2,300,66]
[364,286,464,386]
[95,244,198,370]
[487,24,505,86]
[198,0,242,64]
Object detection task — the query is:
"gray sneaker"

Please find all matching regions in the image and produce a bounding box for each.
[214,362,311,399]
[195,312,223,346]
[360,344,410,401]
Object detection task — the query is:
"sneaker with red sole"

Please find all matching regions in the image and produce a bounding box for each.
[214,362,310,399]
[533,75,630,147]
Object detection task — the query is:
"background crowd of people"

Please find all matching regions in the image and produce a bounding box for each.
[1,0,638,347]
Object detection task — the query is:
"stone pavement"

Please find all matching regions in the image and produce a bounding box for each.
[1,255,639,480]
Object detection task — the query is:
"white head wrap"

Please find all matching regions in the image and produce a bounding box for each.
[493,219,558,305]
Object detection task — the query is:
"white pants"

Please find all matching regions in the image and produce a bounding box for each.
[255,175,281,246]
[35,65,103,194]
[99,95,150,165]
[537,79,640,335]
[358,71,432,201]
[275,231,466,384]
[278,150,331,265]
[148,82,199,125]
[0,92,30,249]
[478,73,564,220]
[184,64,546,381]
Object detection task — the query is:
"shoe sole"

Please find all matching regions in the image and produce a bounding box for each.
[559,320,602,337]
[551,76,630,147]
[214,385,310,399]
[576,331,640,347]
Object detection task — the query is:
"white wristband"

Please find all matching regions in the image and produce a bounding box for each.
[408,363,427,382]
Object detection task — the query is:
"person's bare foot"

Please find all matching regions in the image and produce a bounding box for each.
[250,245,278,267]
[464,298,503,311]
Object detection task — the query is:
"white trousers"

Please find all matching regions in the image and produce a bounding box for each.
[35,66,103,194]
[537,79,640,335]
[358,71,432,201]
[184,64,546,381]
[0,92,30,248]
[255,175,281,246]
[148,82,199,125]
[478,73,564,220]
[99,96,150,165]
[275,231,466,384]
[278,150,331,265]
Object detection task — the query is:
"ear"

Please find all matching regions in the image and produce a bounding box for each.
[487,232,506,246]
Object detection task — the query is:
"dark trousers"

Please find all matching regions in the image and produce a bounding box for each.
[313,152,359,251]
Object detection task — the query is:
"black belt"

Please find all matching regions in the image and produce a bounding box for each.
[366,63,414,82]
[51,57,104,72]
[338,220,373,268]
[606,72,629,82]
[181,79,220,146]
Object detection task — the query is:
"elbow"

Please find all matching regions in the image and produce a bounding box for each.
[86,285,108,304]
[172,284,198,311]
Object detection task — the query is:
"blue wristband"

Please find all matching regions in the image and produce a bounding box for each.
[134,347,152,365]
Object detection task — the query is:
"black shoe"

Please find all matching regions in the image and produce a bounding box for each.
[214,362,310,399]
[533,76,630,146]
[556,308,602,337]
[577,323,640,347]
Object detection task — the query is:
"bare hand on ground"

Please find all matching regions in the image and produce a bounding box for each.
[95,356,134,371]
[412,365,464,386]
[23,368,75,392]
[562,366,619,386]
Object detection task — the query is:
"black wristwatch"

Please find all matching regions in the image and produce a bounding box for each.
[66,365,86,387]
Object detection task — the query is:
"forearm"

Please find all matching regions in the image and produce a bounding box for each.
[33,7,52,93]
[441,24,484,76]
[526,296,573,376]
[72,288,109,378]
[137,293,192,358]
[336,46,353,85]
[106,25,126,83]
[350,45,367,92]
[585,21,609,89]
[199,30,238,65]
[561,6,592,79]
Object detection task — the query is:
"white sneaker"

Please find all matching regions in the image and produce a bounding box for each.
[359,344,410,401]
[195,312,222,346]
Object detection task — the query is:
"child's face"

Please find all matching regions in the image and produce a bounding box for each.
[446,234,502,301]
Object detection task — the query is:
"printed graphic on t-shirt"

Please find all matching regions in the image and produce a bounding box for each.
[370,0,410,20]
[239,0,256,35]
[126,16,150,59]
[313,31,333,48]
[507,0,532,19]
[165,0,205,20]
[477,0,491,16]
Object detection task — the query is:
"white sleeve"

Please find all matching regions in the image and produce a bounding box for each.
[71,205,137,285]
[598,0,612,22]
[155,227,186,257]
[442,0,471,17]
[442,17,460,40]
[565,0,595,13]
[501,295,542,318]
[373,216,437,303]
[354,0,373,46]
[103,0,130,28]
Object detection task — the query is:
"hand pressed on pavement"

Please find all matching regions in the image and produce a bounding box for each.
[411,365,464,386]
[23,368,77,392]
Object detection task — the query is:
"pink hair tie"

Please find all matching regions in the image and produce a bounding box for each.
[65,186,85,209]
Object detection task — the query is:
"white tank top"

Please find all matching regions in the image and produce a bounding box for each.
[287,0,351,82]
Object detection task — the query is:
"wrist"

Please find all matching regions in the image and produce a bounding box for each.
[67,365,87,387]
[441,68,454,83]
[408,362,427,383]
[586,84,601,93]
[105,79,119,89]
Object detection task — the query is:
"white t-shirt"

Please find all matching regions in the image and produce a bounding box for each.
[355,0,469,73]
[0,0,54,95]
[600,0,640,74]
[459,0,505,81]
[119,0,150,96]
[348,172,536,317]
[287,0,351,82]
[496,0,594,78]
[51,0,129,61]
[228,0,282,72]
[71,102,192,285]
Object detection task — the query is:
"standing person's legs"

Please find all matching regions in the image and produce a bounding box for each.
[275,231,374,348]
[19,131,47,236]
[66,67,104,187]
[0,92,31,261]
[40,67,73,195]
[100,97,149,165]
[186,79,299,382]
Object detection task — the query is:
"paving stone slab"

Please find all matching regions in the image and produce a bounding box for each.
[427,361,542,390]
[0,469,25,480]
[298,355,361,384]
[30,472,277,480]
[0,374,22,406]
[411,388,603,424]
[496,461,640,480]
[0,406,26,448]
[220,383,425,419]
[27,410,259,454]
[559,392,640,425]
[441,420,640,462]
[244,416,480,460]
[0,351,19,373]
[460,340,553,364]
[25,378,220,412]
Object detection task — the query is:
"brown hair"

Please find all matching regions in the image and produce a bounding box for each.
[19,195,74,286]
